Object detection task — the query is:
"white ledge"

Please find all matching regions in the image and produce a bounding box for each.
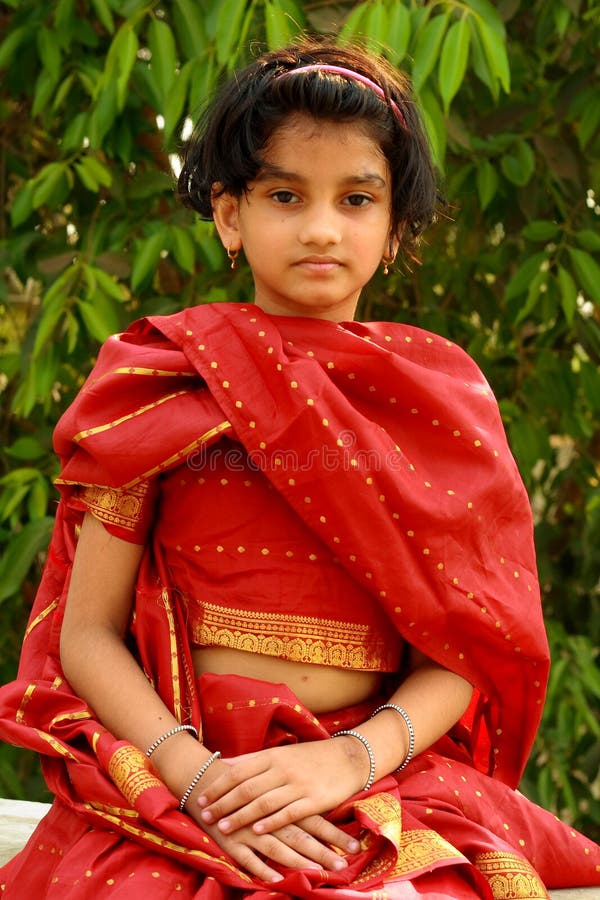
[0,798,596,896]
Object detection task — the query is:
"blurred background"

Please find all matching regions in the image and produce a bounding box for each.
[0,0,599,840]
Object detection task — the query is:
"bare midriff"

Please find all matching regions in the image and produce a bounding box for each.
[192,646,388,714]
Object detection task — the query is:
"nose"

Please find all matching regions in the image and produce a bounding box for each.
[297,202,342,247]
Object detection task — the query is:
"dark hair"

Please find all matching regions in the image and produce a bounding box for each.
[178,40,441,257]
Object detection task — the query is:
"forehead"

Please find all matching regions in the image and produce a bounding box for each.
[261,114,388,175]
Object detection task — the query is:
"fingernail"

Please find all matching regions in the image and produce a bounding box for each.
[348,839,360,853]
[200,810,213,823]
[218,819,231,833]
[333,859,348,870]
[197,796,208,808]
[271,873,284,883]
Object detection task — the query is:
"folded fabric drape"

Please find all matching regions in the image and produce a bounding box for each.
[1,302,598,898]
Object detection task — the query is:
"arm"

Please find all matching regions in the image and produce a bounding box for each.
[60,512,359,881]
[195,646,473,835]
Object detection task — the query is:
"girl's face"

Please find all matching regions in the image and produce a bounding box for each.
[212,115,396,322]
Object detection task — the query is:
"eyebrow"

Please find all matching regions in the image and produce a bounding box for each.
[255,164,387,188]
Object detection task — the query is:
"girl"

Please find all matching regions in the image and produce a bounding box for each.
[1,40,599,899]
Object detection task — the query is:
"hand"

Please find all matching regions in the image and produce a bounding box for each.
[196,738,367,836]
[194,813,360,883]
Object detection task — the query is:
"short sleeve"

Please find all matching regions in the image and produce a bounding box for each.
[68,479,158,544]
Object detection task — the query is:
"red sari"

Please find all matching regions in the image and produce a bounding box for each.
[1,302,599,898]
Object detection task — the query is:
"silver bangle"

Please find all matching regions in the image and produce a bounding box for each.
[371,703,415,771]
[178,752,221,811]
[333,729,376,791]
[145,724,198,758]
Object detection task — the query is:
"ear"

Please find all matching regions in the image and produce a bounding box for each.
[212,187,242,252]
[388,224,404,259]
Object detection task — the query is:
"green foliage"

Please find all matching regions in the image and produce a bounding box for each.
[520,622,600,837]
[1,0,599,840]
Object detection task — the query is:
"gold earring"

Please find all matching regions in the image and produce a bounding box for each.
[227,246,239,270]
[382,254,395,276]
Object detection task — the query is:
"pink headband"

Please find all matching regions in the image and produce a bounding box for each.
[279,63,407,130]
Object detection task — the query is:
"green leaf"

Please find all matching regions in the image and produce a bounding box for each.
[0,485,30,524]
[195,227,225,271]
[578,101,600,150]
[10,182,34,228]
[90,0,115,33]
[0,25,30,70]
[148,17,177,106]
[364,1,388,51]
[80,155,113,189]
[54,0,76,34]
[115,28,139,111]
[170,226,197,274]
[385,3,411,64]
[33,266,79,357]
[28,478,50,522]
[173,0,208,58]
[62,111,89,152]
[476,159,498,210]
[131,232,166,291]
[505,251,545,301]
[568,247,600,305]
[438,16,470,112]
[419,87,446,168]
[265,0,296,48]
[475,17,510,93]
[215,0,247,65]
[500,141,535,186]
[31,163,69,209]
[411,12,448,93]
[32,69,61,119]
[514,270,545,325]
[74,160,99,192]
[522,220,560,241]
[163,62,192,144]
[37,27,61,82]
[89,80,119,147]
[90,266,126,302]
[338,3,368,44]
[557,265,577,324]
[553,5,570,39]
[575,229,600,253]
[188,51,217,113]
[77,296,122,343]
[11,369,38,418]
[52,72,75,112]
[5,438,47,462]
[468,17,498,101]
[0,518,54,604]
[460,0,505,37]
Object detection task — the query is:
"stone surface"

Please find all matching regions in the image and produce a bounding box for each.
[0,798,51,866]
[0,798,598,896]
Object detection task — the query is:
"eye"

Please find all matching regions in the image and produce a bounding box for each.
[271,190,298,204]
[344,194,372,207]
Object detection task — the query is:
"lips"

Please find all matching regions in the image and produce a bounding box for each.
[295,256,342,272]
[297,256,341,264]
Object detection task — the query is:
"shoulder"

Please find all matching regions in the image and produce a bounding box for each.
[356,321,489,386]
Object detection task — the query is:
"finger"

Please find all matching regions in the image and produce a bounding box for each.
[270,825,349,872]
[212,786,295,833]
[251,799,315,835]
[196,758,264,808]
[227,840,284,884]
[297,816,361,855]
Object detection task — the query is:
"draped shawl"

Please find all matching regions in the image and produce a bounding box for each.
[4,302,589,899]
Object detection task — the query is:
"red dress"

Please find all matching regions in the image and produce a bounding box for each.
[1,303,598,898]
